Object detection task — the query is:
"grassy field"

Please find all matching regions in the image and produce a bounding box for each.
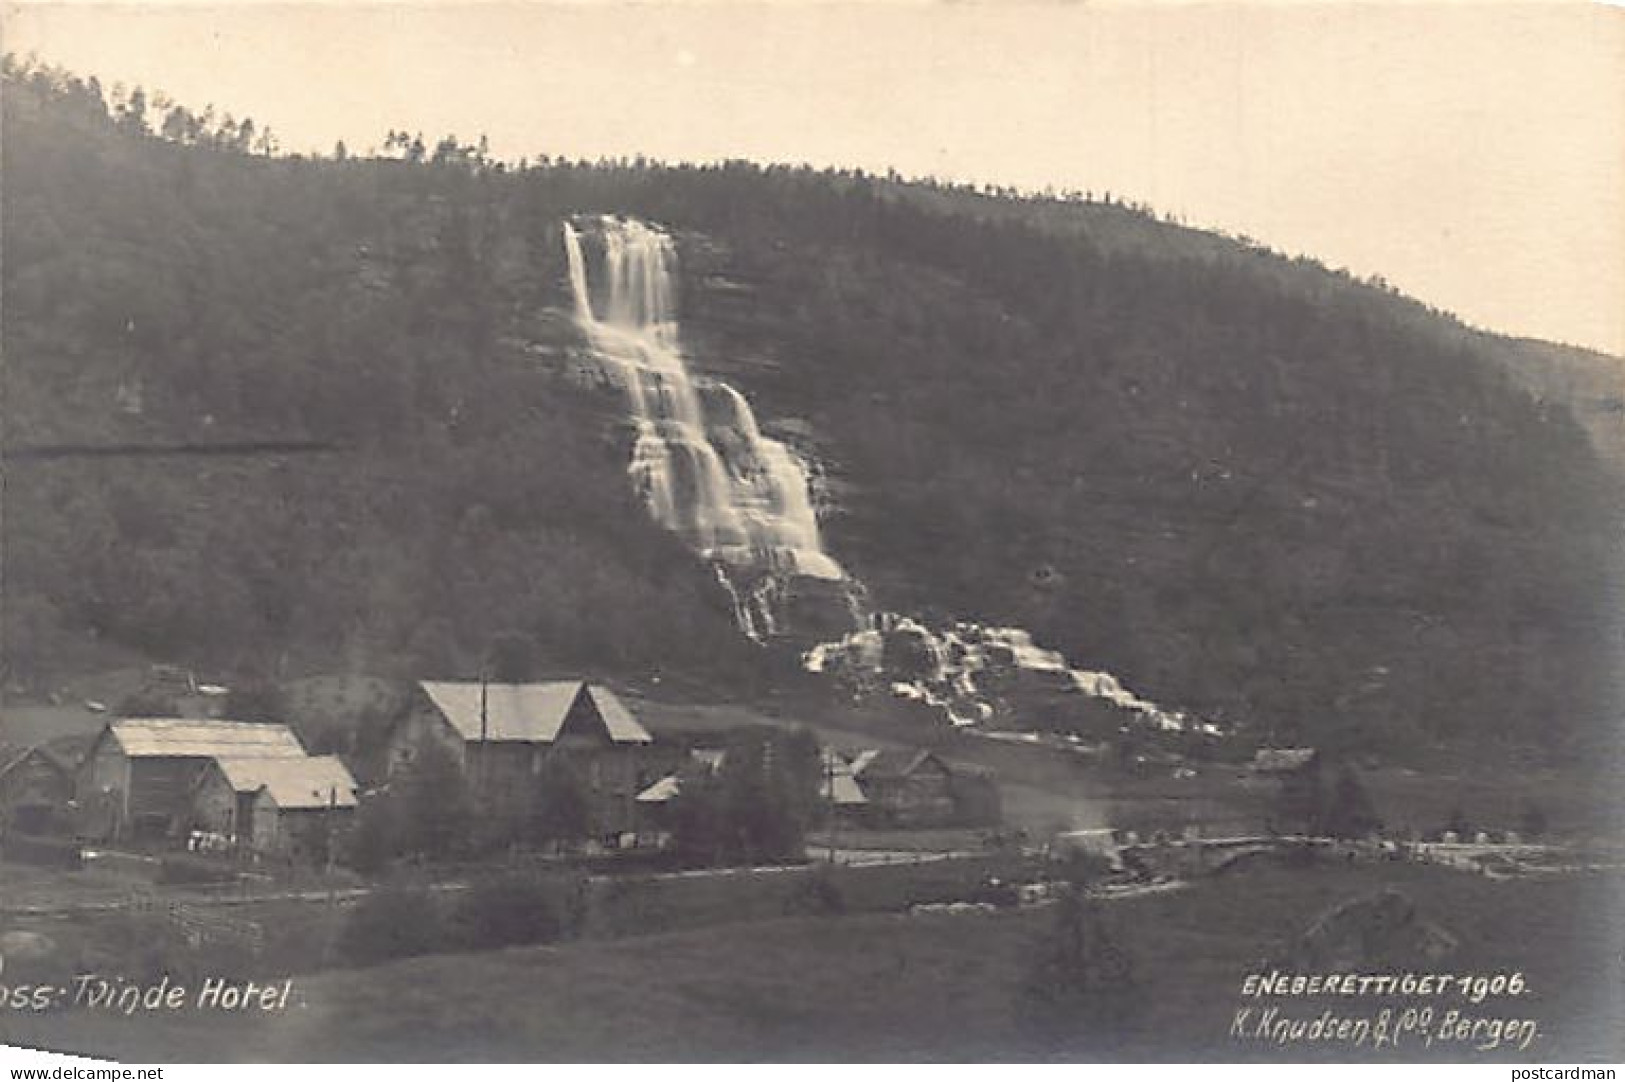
[3,851,1032,983]
[7,861,1618,1063]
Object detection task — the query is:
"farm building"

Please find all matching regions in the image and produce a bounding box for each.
[191,755,358,861]
[852,748,953,825]
[387,680,658,845]
[633,746,728,845]
[851,748,1001,828]
[0,745,78,835]
[77,719,306,842]
[818,749,870,820]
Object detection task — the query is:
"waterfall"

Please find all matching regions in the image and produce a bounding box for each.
[560,214,1208,739]
[563,216,851,639]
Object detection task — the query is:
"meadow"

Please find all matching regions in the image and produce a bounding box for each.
[6,860,1618,1063]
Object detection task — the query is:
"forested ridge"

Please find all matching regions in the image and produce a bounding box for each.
[4,62,1618,762]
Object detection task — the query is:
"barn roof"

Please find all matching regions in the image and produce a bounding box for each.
[822,771,869,806]
[418,681,653,745]
[854,748,945,780]
[212,755,358,810]
[635,775,682,804]
[848,749,881,775]
[108,719,306,759]
[1251,748,1320,773]
[819,749,869,806]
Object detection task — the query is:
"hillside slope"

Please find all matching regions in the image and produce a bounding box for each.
[3,64,1618,761]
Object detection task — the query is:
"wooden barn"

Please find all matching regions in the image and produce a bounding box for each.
[77,719,306,843]
[848,748,1002,828]
[852,749,957,827]
[191,755,358,862]
[0,745,78,835]
[387,680,657,845]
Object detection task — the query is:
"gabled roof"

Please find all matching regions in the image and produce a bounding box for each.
[822,771,869,806]
[107,719,306,760]
[819,749,869,805]
[1251,748,1320,773]
[854,747,946,780]
[636,746,730,806]
[848,749,880,776]
[635,775,682,804]
[418,681,653,745]
[212,755,358,810]
[0,744,77,781]
[580,685,653,744]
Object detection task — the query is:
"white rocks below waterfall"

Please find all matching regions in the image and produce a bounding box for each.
[804,615,1220,737]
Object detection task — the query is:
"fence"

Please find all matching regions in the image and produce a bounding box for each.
[126,889,265,952]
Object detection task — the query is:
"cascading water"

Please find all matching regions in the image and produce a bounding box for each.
[803,615,1221,735]
[561,214,1211,739]
[563,215,854,640]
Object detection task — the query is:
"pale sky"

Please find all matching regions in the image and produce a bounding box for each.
[5,1,1623,356]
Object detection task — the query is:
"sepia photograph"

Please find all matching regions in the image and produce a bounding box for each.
[0,0,1621,1066]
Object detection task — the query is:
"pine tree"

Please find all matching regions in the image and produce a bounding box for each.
[1318,764,1382,839]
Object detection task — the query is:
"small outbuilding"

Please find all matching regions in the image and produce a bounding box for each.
[853,748,957,827]
[192,755,358,861]
[0,745,78,835]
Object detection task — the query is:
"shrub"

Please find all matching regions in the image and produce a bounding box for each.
[3,833,83,870]
[1017,887,1142,1053]
[1316,765,1383,839]
[451,874,568,950]
[783,865,846,916]
[157,853,236,885]
[337,884,445,965]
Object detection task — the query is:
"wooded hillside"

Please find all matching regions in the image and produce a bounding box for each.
[4,61,1617,762]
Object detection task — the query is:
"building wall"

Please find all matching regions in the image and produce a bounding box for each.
[867,761,956,826]
[76,741,131,840]
[0,756,74,833]
[464,743,650,841]
[579,746,646,840]
[249,789,281,853]
[79,741,129,808]
[384,705,466,777]
[274,805,353,863]
[191,767,240,837]
[464,743,542,812]
[0,757,72,807]
[128,757,212,837]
